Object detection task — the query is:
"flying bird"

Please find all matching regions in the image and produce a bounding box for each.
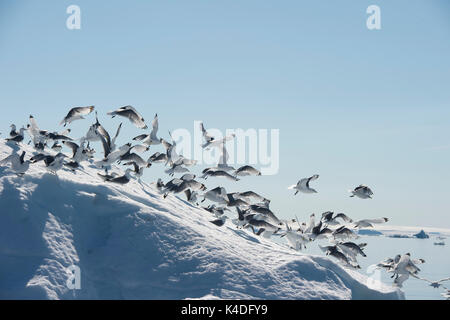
[60,106,95,127]
[133,114,161,145]
[353,217,388,229]
[288,175,319,195]
[350,185,374,199]
[234,165,261,177]
[107,105,147,129]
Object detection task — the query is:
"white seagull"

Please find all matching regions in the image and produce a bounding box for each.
[133,113,161,146]
[202,187,229,204]
[350,185,373,199]
[353,217,388,228]
[60,106,95,127]
[288,175,319,195]
[234,165,261,177]
[107,105,147,129]
[0,151,31,176]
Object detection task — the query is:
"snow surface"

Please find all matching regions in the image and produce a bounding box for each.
[0,141,404,300]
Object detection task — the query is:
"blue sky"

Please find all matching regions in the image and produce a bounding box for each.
[1,0,449,228]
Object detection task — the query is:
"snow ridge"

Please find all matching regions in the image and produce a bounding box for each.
[0,141,403,300]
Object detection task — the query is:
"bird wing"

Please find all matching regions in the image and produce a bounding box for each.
[96,131,111,159]
[125,153,147,167]
[160,139,172,151]
[133,134,149,141]
[124,161,139,173]
[150,114,159,137]
[96,125,112,148]
[114,107,147,129]
[112,122,122,143]
[298,178,309,189]
[200,122,214,142]
[62,141,79,158]
[335,213,353,223]
[306,175,319,187]
[75,106,95,116]
[322,211,334,221]
[29,116,40,133]
[126,108,147,129]
[411,258,425,265]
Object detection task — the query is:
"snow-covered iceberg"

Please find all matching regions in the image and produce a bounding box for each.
[0,141,403,300]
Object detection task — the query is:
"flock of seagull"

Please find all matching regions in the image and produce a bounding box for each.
[1,105,448,296]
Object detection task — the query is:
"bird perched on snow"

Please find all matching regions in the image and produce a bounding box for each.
[107,105,147,129]
[60,106,95,127]
[5,127,26,144]
[350,185,373,199]
[9,124,18,138]
[31,152,67,174]
[0,151,31,176]
[27,115,49,150]
[97,172,119,181]
[210,216,228,227]
[105,168,133,185]
[288,175,319,195]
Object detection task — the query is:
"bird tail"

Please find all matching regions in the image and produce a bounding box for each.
[287,184,296,190]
